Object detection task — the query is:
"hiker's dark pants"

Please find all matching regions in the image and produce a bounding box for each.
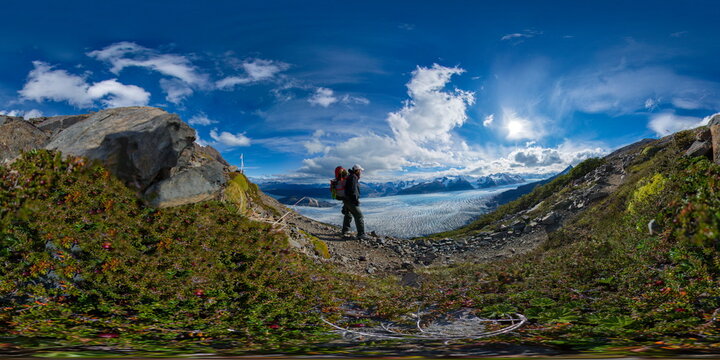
[341,200,365,236]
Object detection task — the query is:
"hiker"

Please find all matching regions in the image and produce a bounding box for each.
[342,164,367,240]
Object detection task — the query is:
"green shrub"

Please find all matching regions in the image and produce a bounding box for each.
[437,157,606,237]
[408,142,720,349]
[626,173,667,215]
[0,150,341,347]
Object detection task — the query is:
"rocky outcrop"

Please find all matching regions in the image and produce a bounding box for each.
[1,107,233,208]
[709,114,720,164]
[45,107,194,188]
[144,160,227,207]
[0,116,49,163]
[30,115,90,136]
[685,138,712,158]
[682,115,720,164]
[685,127,713,158]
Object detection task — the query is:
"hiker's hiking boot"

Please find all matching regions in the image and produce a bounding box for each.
[341,232,353,239]
[356,234,370,240]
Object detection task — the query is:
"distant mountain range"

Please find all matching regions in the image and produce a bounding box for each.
[489,166,573,206]
[397,176,475,195]
[259,173,527,200]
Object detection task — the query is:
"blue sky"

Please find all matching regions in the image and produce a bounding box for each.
[2,0,719,182]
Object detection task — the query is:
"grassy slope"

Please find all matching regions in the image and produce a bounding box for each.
[431,157,606,238]
[2,126,720,355]
[378,128,720,351]
[0,150,350,351]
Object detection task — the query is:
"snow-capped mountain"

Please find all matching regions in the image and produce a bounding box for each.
[362,180,418,197]
[397,176,474,195]
[257,173,527,199]
[476,173,525,188]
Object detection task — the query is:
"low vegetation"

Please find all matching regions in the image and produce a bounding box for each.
[380,131,720,353]
[434,157,606,238]
[2,125,720,355]
[0,150,349,353]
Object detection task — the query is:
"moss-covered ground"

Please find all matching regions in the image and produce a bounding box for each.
[2,128,720,357]
[0,150,354,354]
[371,130,720,354]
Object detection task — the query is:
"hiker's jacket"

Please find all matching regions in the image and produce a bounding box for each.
[344,171,360,205]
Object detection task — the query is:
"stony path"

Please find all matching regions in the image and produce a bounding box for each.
[256,140,644,276]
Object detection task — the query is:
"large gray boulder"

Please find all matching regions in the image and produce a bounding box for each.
[540,211,559,225]
[685,140,712,158]
[40,107,229,208]
[0,116,50,163]
[144,161,227,208]
[1,107,231,208]
[45,107,196,189]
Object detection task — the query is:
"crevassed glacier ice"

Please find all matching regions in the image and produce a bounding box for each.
[292,185,520,238]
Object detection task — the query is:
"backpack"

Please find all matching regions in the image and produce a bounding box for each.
[330,166,348,200]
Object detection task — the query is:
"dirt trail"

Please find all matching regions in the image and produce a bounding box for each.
[259,193,409,275]
[257,141,644,276]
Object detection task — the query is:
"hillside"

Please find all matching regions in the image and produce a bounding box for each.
[403,119,720,352]
[2,109,720,356]
[4,149,399,343]
[488,165,571,206]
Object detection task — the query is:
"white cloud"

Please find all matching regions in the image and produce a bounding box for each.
[501,33,525,41]
[216,76,253,89]
[299,64,475,179]
[509,146,562,167]
[243,59,289,81]
[19,61,149,108]
[671,97,703,110]
[24,109,44,119]
[648,112,714,136]
[551,65,720,116]
[299,133,407,177]
[341,94,370,105]
[303,129,328,154]
[507,141,605,168]
[308,87,338,107]
[88,42,207,86]
[1,110,21,117]
[86,79,150,108]
[19,61,94,107]
[285,63,609,181]
[87,42,208,103]
[216,58,289,90]
[0,109,44,119]
[209,128,251,147]
[501,29,541,41]
[305,88,369,108]
[388,64,474,144]
[160,78,194,104]
[188,113,218,126]
[303,140,326,154]
[644,97,659,110]
[483,114,494,127]
[483,141,606,175]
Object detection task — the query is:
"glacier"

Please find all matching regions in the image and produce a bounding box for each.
[292,184,524,238]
